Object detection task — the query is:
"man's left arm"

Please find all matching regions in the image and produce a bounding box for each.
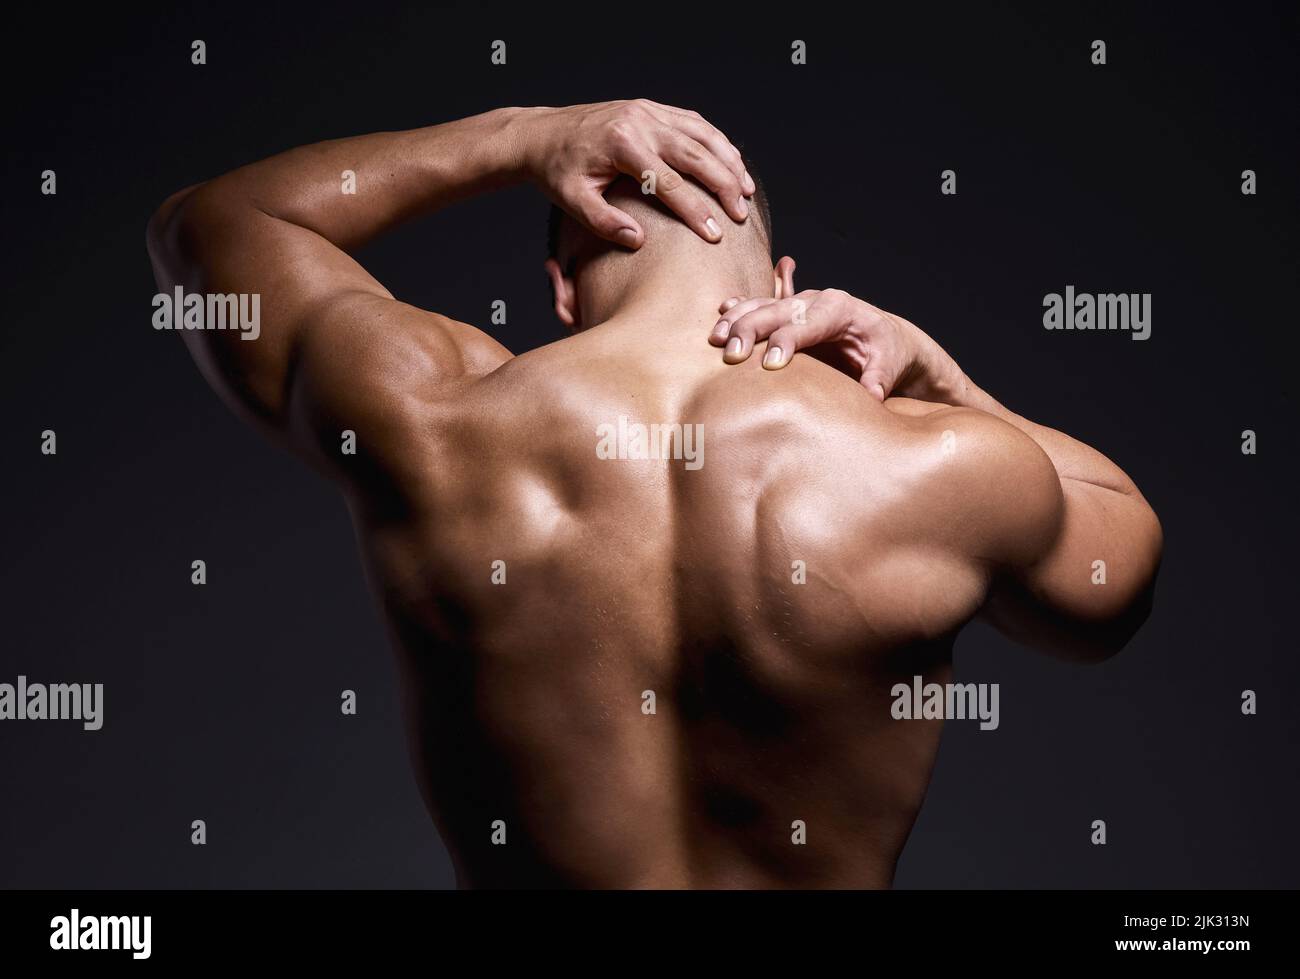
[147,101,755,481]
[145,109,527,473]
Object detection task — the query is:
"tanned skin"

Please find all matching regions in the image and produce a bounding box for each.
[147,101,1162,889]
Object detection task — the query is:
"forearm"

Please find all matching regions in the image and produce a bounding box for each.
[182,107,533,250]
[145,108,535,434]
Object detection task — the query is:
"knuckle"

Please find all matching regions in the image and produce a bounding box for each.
[825,290,855,315]
[677,140,706,165]
[558,179,585,207]
[657,168,684,193]
[711,162,737,186]
[607,119,636,146]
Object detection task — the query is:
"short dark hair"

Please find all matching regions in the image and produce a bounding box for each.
[547,152,771,263]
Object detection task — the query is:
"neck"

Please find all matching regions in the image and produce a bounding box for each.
[578,248,773,336]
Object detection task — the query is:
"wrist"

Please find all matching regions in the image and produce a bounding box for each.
[913,330,967,404]
[498,105,557,182]
[458,106,549,184]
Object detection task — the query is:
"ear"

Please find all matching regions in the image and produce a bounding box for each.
[544,258,580,331]
[774,255,797,300]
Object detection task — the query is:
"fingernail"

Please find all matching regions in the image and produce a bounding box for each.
[763,345,783,368]
[616,228,639,247]
[705,217,722,240]
[712,320,731,340]
[725,337,743,358]
[743,170,756,194]
[721,297,738,311]
[737,197,749,219]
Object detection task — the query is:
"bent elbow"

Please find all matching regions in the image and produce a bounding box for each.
[1088,577,1158,661]
[1084,498,1163,661]
[146,183,206,284]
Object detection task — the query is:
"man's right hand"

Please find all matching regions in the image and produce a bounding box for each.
[710,287,966,403]
[516,100,755,248]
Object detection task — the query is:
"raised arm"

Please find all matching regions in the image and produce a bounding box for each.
[710,286,1163,661]
[145,110,522,454]
[146,100,755,482]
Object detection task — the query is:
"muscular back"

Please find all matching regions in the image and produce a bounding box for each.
[349,323,1062,889]
[147,105,1156,890]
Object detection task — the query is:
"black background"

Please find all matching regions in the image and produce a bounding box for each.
[2,1,1296,888]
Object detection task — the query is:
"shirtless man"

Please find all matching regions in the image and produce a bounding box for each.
[146,100,1162,889]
